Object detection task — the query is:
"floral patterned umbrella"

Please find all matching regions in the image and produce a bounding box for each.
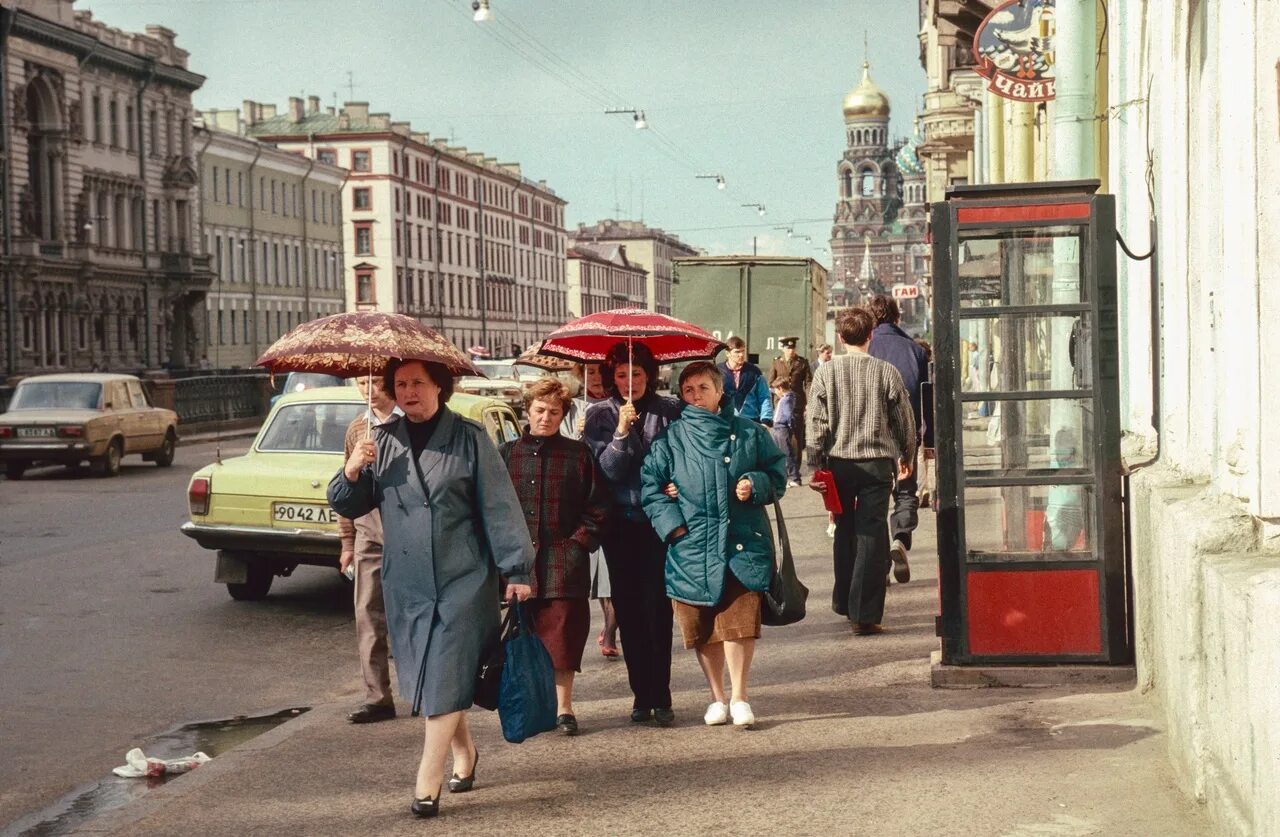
[512,343,577,373]
[255,311,479,379]
[538,308,725,364]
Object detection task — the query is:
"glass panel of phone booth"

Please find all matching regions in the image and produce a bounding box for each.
[962,484,1096,557]
[958,228,1087,309]
[960,314,1093,394]
[961,397,1095,475]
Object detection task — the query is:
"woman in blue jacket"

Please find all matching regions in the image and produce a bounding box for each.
[641,361,787,729]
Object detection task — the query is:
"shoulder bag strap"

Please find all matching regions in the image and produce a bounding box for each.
[771,501,794,573]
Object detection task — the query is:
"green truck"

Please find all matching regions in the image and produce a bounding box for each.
[672,256,829,363]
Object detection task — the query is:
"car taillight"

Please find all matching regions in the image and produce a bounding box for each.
[58,426,84,437]
[189,476,211,516]
[0,427,11,438]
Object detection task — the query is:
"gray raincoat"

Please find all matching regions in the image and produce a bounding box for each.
[327,408,533,716]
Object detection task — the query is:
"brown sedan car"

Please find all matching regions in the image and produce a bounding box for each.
[0,373,178,479]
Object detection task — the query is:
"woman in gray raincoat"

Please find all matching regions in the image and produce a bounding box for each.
[329,358,534,819]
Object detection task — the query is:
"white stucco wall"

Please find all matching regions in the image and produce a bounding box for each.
[1115,1,1280,834]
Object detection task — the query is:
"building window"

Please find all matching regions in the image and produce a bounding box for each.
[125,104,135,151]
[108,99,119,147]
[351,149,371,172]
[353,188,371,210]
[212,166,220,202]
[91,94,103,143]
[317,148,337,166]
[356,271,375,304]
[354,223,372,255]
[861,171,875,197]
[148,109,157,156]
[237,172,244,206]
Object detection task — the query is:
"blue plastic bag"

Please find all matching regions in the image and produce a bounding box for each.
[497,602,557,744]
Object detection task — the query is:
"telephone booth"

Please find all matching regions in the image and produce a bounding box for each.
[930,180,1130,666]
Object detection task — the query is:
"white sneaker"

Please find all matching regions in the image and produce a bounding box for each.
[787,479,802,487]
[826,522,837,538]
[704,701,729,726]
[729,700,755,728]
[890,539,911,583]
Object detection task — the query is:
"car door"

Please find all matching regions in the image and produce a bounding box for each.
[125,380,160,450]
[100,382,130,451]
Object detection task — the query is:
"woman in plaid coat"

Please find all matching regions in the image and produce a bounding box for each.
[501,378,612,735]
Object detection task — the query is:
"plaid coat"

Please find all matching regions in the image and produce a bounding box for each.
[501,432,612,599]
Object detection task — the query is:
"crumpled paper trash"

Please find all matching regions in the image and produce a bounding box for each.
[111,748,211,778]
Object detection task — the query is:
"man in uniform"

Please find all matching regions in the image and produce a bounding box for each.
[768,336,813,484]
[337,375,399,724]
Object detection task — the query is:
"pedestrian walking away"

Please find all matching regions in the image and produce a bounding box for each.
[328,358,534,818]
[767,336,812,467]
[641,361,787,729]
[501,378,612,737]
[583,342,684,726]
[336,374,401,725]
[807,307,916,635]
[866,295,929,584]
[718,336,774,426]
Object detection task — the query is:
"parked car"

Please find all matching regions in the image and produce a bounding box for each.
[0,373,179,479]
[180,386,522,601]
[455,360,532,415]
[269,371,352,407]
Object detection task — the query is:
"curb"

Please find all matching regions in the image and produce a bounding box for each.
[176,428,260,448]
[70,702,343,835]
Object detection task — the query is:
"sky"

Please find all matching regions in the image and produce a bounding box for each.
[86,0,926,266]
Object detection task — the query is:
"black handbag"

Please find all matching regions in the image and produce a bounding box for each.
[474,604,517,711]
[761,501,808,626]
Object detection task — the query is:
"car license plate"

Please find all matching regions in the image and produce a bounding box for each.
[17,427,56,437]
[272,503,337,524]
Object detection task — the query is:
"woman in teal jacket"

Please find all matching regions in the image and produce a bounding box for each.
[641,361,787,729]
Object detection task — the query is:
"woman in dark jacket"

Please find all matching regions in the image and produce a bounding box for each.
[641,361,787,729]
[582,342,684,725]
[501,378,612,736]
[328,358,534,818]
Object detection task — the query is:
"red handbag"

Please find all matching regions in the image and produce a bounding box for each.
[811,468,843,514]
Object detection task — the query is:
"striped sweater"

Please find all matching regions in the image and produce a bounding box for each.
[805,351,916,466]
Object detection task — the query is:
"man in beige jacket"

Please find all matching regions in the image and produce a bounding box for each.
[338,375,399,723]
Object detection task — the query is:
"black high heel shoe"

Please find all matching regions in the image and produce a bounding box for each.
[448,749,478,793]
[410,786,442,818]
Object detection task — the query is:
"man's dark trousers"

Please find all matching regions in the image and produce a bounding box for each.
[602,518,673,711]
[829,456,894,624]
[892,454,920,550]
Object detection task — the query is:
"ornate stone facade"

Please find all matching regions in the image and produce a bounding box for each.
[0,1,213,377]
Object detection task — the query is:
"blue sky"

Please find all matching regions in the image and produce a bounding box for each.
[88,0,925,264]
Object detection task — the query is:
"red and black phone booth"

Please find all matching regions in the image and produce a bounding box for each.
[930,180,1131,665]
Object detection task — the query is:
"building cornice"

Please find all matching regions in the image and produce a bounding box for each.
[11,10,205,91]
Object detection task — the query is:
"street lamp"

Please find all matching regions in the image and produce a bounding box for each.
[471,0,492,22]
[741,203,765,217]
[606,107,647,130]
[696,173,726,190]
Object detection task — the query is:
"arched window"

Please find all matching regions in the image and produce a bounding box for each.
[24,76,64,241]
[861,170,875,197]
[842,169,853,198]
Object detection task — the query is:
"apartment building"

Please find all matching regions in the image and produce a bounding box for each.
[565,243,647,318]
[571,219,698,315]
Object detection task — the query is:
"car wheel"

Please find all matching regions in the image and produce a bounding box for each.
[91,439,123,477]
[153,431,176,467]
[226,564,274,601]
[5,461,27,480]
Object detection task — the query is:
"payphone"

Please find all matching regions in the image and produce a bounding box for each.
[930,180,1129,665]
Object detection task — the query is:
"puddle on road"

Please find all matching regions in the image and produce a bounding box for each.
[4,707,309,837]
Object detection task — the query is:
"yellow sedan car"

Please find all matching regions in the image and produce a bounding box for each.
[180,386,522,600]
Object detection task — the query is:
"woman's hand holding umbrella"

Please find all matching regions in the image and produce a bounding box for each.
[615,401,639,437]
[345,439,376,482]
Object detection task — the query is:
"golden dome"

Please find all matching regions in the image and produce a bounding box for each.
[843,61,890,119]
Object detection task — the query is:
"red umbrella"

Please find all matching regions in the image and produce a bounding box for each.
[538,309,724,364]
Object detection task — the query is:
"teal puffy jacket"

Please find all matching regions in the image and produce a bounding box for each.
[640,404,788,606]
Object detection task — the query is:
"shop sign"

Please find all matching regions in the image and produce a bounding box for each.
[973,0,1057,103]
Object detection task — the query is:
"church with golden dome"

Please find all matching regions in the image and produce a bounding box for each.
[828,60,929,328]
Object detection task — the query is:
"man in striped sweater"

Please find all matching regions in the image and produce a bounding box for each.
[806,307,916,635]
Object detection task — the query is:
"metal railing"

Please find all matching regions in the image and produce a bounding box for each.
[172,372,271,424]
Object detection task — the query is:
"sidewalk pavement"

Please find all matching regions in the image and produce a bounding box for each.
[77,493,1211,837]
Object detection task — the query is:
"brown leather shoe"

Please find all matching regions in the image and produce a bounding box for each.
[855,623,884,636]
[347,703,395,723]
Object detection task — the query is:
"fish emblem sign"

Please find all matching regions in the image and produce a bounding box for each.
[972,0,1057,103]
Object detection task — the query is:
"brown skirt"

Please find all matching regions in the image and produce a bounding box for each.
[526,597,591,672]
[672,572,762,649]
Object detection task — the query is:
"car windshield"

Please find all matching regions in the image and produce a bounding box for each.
[472,362,516,380]
[286,372,348,393]
[257,402,364,453]
[9,382,102,410]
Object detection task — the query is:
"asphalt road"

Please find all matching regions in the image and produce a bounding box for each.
[0,439,360,830]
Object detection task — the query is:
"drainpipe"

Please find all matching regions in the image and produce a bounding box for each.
[299,140,316,320]
[985,90,1004,185]
[246,143,262,356]
[136,59,155,368]
[194,126,214,357]
[0,7,15,376]
[1004,101,1035,183]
